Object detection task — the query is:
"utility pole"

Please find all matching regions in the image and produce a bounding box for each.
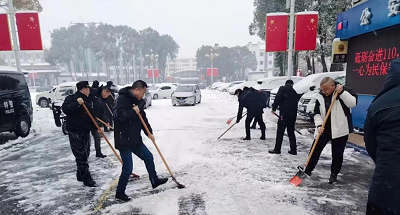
[7,0,22,72]
[287,0,296,79]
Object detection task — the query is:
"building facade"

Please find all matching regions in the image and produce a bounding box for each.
[246,42,275,73]
[166,57,197,77]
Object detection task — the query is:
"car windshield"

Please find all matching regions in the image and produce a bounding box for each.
[175,86,194,92]
[334,76,346,85]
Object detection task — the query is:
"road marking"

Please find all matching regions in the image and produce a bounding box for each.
[93,178,119,213]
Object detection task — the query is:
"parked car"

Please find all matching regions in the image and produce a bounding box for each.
[228,81,259,95]
[36,87,57,108]
[36,85,54,93]
[211,82,225,90]
[217,83,232,92]
[0,66,33,137]
[219,81,244,92]
[253,76,303,107]
[171,84,201,106]
[298,74,346,118]
[149,84,177,99]
[50,82,78,107]
[198,83,206,89]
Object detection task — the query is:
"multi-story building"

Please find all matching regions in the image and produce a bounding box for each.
[166,57,197,76]
[246,42,275,73]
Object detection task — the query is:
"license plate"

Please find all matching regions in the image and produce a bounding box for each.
[178,100,185,103]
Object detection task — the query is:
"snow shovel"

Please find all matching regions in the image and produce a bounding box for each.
[82,103,140,179]
[289,91,339,186]
[136,110,186,189]
[272,113,303,135]
[226,111,247,125]
[219,112,248,139]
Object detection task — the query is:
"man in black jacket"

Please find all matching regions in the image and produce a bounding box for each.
[62,81,97,187]
[235,88,266,140]
[104,81,115,132]
[269,80,299,155]
[364,58,400,215]
[89,85,111,158]
[114,80,168,201]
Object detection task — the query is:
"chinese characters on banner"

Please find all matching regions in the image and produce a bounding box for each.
[352,47,399,77]
[346,26,400,95]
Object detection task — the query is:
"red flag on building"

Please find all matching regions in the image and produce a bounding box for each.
[294,12,318,51]
[0,13,12,51]
[265,13,289,52]
[147,69,159,78]
[207,68,218,77]
[16,12,43,50]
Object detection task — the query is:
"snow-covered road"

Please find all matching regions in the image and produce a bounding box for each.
[0,90,374,214]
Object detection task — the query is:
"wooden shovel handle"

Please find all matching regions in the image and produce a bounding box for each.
[82,103,122,164]
[136,111,175,178]
[305,91,339,167]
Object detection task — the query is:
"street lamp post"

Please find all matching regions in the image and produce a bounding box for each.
[145,53,159,84]
[205,52,219,86]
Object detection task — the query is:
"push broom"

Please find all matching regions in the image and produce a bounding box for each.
[289,91,338,186]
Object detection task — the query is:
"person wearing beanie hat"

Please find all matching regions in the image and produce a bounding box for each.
[92,80,100,90]
[62,80,97,187]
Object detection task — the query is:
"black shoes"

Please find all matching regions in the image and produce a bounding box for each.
[260,136,266,140]
[268,150,281,154]
[288,150,297,155]
[77,174,82,182]
[116,192,131,201]
[96,153,107,158]
[151,177,169,189]
[329,174,338,184]
[84,179,97,187]
[304,167,312,177]
[243,137,251,141]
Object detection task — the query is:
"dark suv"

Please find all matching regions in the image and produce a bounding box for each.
[0,67,33,137]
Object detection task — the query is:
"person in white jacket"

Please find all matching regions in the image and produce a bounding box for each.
[304,77,357,184]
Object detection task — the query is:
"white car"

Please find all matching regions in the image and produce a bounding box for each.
[51,82,78,107]
[149,84,177,99]
[211,82,225,90]
[269,71,346,111]
[253,76,303,91]
[219,81,244,92]
[228,81,259,95]
[298,74,346,117]
[171,84,202,106]
[217,83,232,92]
[36,87,57,108]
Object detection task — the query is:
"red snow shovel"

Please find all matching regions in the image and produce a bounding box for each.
[136,109,185,189]
[82,103,140,179]
[219,112,248,139]
[289,91,339,186]
[226,111,247,125]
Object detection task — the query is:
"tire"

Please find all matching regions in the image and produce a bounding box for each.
[198,96,201,104]
[192,98,196,106]
[153,94,159,100]
[39,98,49,108]
[14,115,30,137]
[223,89,227,92]
[173,104,176,106]
[62,121,68,135]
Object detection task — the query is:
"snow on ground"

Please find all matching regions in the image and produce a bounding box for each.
[0,90,374,215]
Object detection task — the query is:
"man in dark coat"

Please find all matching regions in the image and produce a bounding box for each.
[89,84,111,158]
[62,81,97,187]
[235,88,266,140]
[364,58,400,215]
[269,80,299,155]
[114,80,168,201]
[104,81,115,132]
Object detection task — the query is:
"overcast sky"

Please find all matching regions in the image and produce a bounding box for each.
[38,0,263,57]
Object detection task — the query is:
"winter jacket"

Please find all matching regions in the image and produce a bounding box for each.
[272,85,299,116]
[313,86,357,139]
[236,90,264,122]
[62,91,95,133]
[364,59,400,213]
[113,87,153,151]
[89,89,108,126]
